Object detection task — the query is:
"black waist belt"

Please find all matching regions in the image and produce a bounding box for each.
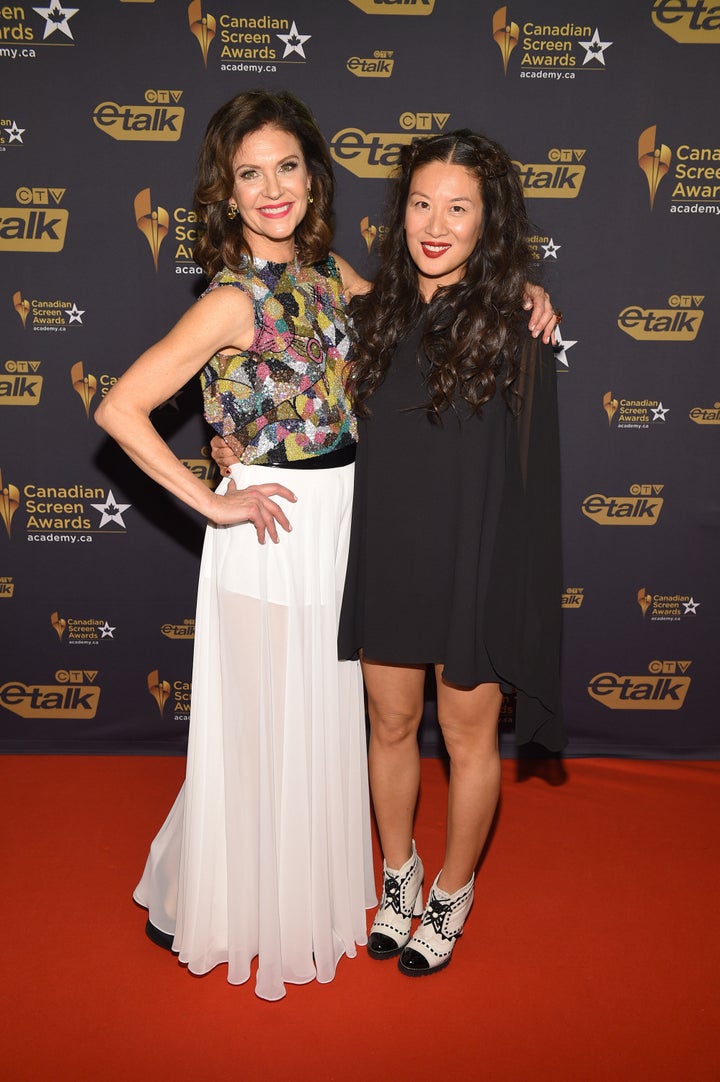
[259,443,356,470]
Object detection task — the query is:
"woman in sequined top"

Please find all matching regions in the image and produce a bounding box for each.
[95,91,378,1002]
[96,91,558,1002]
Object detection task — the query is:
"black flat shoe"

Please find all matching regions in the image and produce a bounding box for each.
[144,919,174,951]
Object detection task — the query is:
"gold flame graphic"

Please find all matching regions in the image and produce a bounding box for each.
[188,0,216,67]
[147,669,171,715]
[492,7,520,75]
[360,216,377,253]
[638,126,672,211]
[603,391,619,425]
[0,468,20,538]
[51,611,67,640]
[71,361,98,418]
[13,291,30,328]
[134,188,169,271]
[637,587,653,617]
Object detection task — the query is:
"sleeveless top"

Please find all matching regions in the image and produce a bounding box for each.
[200,254,358,466]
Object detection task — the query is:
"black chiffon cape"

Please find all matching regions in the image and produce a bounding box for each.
[339,333,565,753]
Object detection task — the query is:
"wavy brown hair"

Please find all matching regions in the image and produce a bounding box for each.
[193,90,335,277]
[348,129,535,418]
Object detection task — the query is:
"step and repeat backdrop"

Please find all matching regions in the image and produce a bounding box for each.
[1,0,718,756]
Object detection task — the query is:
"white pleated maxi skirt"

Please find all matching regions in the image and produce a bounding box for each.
[134,459,376,1001]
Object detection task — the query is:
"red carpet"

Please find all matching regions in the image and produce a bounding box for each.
[2,756,718,1081]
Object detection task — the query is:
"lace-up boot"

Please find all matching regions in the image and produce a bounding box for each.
[398,871,474,976]
[367,842,424,959]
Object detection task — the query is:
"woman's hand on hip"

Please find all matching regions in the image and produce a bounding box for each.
[210,480,297,544]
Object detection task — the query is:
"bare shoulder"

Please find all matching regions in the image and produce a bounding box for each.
[191,278,255,352]
[331,251,372,302]
[162,279,255,354]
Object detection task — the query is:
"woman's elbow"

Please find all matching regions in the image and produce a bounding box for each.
[93,395,111,433]
[94,393,124,436]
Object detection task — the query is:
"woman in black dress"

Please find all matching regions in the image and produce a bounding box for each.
[338,130,564,976]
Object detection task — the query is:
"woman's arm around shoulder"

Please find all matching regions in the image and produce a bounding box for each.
[332,252,372,303]
[522,282,560,344]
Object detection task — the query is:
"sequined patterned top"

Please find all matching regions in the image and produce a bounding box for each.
[200,254,357,465]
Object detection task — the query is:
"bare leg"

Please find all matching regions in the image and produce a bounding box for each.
[361,657,426,869]
[434,670,502,893]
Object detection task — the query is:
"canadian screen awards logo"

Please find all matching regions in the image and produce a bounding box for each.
[639,126,720,216]
[13,289,84,332]
[51,610,116,644]
[492,7,612,77]
[0,467,133,541]
[148,669,191,724]
[637,587,700,622]
[189,0,312,69]
[603,392,668,430]
[134,188,203,274]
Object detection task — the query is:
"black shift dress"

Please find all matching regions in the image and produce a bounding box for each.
[338,319,565,752]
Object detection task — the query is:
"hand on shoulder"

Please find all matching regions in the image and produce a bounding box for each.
[332,252,372,303]
[522,282,559,345]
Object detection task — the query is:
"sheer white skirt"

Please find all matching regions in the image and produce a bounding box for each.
[133,460,376,1001]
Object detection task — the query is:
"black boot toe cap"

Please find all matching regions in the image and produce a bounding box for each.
[367,931,402,959]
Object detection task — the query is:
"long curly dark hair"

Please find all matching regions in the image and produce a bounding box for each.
[348,129,534,418]
[193,90,335,277]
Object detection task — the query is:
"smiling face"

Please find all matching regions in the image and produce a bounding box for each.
[404,160,485,300]
[229,124,310,261]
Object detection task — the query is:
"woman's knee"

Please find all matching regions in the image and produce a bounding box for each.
[437,700,501,762]
[362,660,426,747]
[368,702,423,747]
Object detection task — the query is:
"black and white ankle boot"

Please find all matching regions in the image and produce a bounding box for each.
[367,842,424,960]
[397,872,474,976]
